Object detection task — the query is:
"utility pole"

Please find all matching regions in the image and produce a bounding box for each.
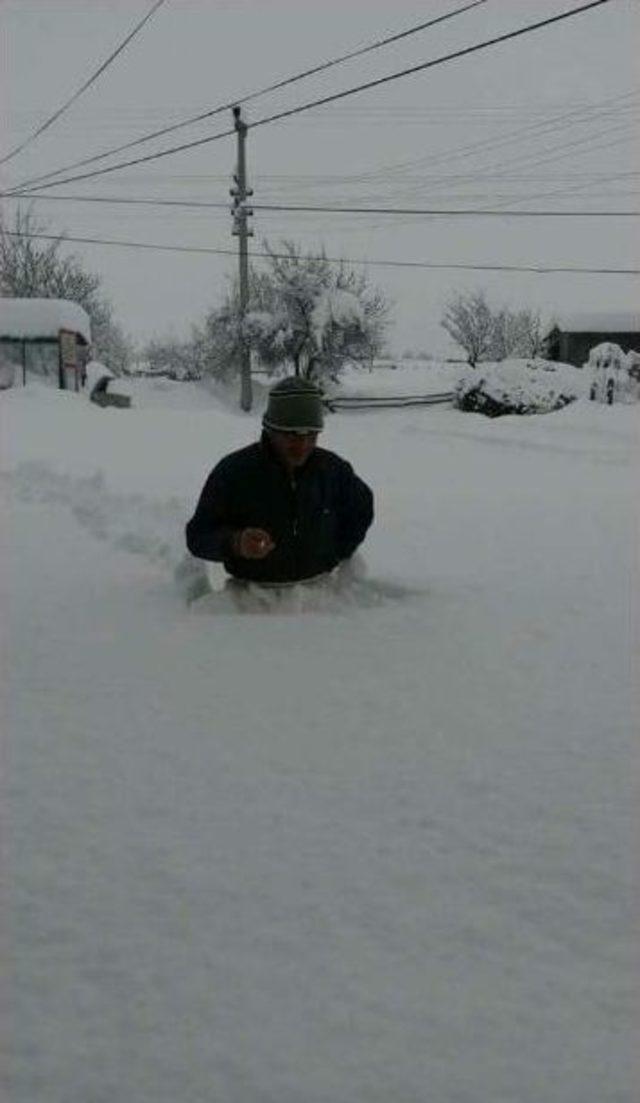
[231,105,253,411]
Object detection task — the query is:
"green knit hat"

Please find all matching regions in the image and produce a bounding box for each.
[262,376,324,433]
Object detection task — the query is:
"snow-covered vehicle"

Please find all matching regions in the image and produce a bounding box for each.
[587,342,637,404]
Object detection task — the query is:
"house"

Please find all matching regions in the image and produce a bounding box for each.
[0,297,92,390]
[544,312,640,367]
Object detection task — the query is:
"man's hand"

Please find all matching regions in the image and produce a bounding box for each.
[233,527,276,559]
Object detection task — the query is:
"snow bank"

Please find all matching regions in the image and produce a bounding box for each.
[0,297,91,343]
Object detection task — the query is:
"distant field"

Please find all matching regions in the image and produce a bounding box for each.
[334,360,461,396]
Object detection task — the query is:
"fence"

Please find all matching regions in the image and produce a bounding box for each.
[325,391,454,411]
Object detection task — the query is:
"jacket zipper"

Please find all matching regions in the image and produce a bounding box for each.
[290,475,298,537]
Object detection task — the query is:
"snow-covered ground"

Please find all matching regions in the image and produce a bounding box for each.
[330,359,460,396]
[2,376,638,1103]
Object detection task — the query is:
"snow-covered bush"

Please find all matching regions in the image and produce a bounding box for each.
[454,358,585,417]
[587,342,639,405]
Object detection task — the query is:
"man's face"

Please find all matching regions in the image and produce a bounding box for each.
[267,429,319,470]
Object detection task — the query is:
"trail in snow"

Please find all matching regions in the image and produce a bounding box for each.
[5,460,420,613]
[7,461,185,567]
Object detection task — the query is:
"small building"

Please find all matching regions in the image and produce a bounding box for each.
[544,312,640,367]
[0,297,92,390]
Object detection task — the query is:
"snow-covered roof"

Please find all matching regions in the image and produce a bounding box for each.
[0,298,91,343]
[547,312,639,334]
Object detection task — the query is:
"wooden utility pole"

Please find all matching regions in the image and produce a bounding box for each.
[231,105,253,411]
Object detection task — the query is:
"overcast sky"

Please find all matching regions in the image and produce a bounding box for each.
[2,0,638,355]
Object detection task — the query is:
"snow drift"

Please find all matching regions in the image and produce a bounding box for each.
[2,378,637,1103]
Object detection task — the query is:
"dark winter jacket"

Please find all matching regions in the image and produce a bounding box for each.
[185,435,374,583]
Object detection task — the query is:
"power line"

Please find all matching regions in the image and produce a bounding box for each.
[335,92,639,194]
[6,0,617,196]
[388,121,637,212]
[463,133,638,212]
[5,113,635,224]
[495,168,640,212]
[253,203,640,217]
[1,193,226,210]
[347,100,638,210]
[0,0,168,169]
[267,89,638,206]
[249,89,640,191]
[3,192,638,217]
[4,0,489,194]
[4,230,638,276]
[6,126,236,197]
[249,2,621,134]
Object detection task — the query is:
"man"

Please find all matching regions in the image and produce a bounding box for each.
[185,376,373,585]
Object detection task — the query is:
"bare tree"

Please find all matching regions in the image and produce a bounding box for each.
[490,308,546,360]
[516,309,545,357]
[140,336,202,380]
[443,291,547,364]
[441,290,494,366]
[0,208,65,295]
[0,205,132,371]
[489,308,521,361]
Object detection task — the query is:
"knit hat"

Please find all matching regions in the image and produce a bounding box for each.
[262,376,324,433]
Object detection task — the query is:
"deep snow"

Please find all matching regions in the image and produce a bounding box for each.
[2,374,638,1102]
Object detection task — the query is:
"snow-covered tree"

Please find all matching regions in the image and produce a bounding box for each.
[257,241,388,380]
[197,241,389,384]
[0,206,133,372]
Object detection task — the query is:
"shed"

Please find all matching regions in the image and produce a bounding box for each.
[0,297,92,390]
[544,312,640,367]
